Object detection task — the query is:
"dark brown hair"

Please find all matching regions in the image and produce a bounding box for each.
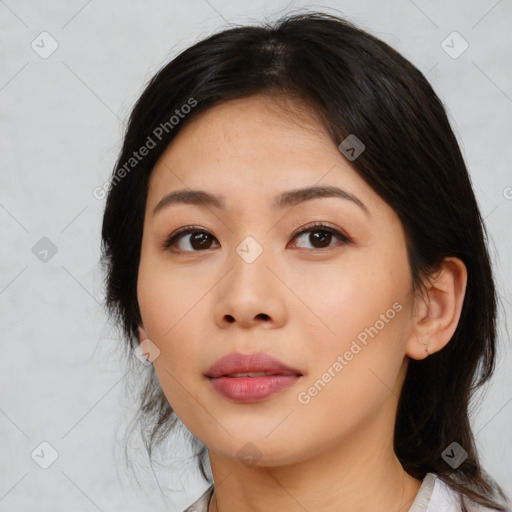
[100,11,510,510]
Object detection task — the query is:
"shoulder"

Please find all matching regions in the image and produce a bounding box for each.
[184,477,508,512]
[428,475,509,512]
[182,484,214,512]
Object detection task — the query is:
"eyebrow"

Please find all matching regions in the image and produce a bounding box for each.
[152,185,369,216]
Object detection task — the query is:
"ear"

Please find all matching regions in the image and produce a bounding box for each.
[406,257,467,360]
[137,325,148,344]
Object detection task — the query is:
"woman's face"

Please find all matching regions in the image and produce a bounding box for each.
[137,95,418,466]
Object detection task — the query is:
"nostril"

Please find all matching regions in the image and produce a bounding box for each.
[223,313,269,323]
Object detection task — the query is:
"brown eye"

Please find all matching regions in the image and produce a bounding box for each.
[163,227,219,252]
[291,223,352,250]
[309,230,332,248]
[187,232,215,250]
[163,223,352,253]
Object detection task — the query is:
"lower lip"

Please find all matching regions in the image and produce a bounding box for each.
[208,375,302,403]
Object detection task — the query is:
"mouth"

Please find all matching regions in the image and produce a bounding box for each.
[212,370,302,378]
[205,352,303,403]
[205,352,303,379]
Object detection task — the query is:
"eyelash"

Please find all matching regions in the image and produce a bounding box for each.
[162,222,353,252]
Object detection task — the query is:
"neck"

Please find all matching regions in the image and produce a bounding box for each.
[207,415,423,512]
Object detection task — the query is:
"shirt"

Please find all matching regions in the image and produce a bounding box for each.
[182,472,503,512]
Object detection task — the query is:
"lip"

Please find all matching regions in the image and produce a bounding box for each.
[205,352,303,403]
[205,352,302,378]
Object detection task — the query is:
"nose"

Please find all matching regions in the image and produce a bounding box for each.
[213,246,288,330]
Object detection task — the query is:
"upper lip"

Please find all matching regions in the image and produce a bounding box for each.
[205,352,303,378]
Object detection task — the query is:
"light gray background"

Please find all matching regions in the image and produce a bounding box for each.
[1,1,511,510]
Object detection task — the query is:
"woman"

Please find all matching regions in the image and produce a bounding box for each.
[100,11,510,512]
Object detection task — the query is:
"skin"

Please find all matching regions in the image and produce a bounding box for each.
[136,94,467,512]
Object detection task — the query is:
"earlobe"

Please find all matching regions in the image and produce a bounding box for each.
[137,325,148,343]
[406,257,467,360]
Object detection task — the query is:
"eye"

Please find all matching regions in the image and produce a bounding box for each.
[162,226,219,252]
[162,222,352,253]
[290,222,352,250]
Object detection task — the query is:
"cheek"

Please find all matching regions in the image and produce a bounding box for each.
[291,265,410,443]
[137,251,208,342]
[293,247,412,382]
[136,251,222,392]
[300,255,408,335]
[137,258,209,418]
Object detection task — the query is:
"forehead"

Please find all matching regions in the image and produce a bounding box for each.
[146,95,371,204]
[158,95,332,166]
